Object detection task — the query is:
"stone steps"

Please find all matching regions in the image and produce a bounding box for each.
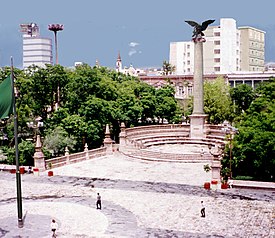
[121,149,212,163]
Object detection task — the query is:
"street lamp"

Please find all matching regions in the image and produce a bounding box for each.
[48,23,64,109]
[222,121,238,178]
[27,116,43,140]
[0,118,8,146]
[27,117,45,170]
[48,23,64,65]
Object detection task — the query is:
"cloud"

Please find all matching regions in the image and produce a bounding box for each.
[128,41,142,57]
[129,42,139,47]
[128,48,137,56]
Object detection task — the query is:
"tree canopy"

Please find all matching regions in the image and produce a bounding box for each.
[230,79,275,181]
[0,64,181,164]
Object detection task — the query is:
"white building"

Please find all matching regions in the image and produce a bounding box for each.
[169,42,194,75]
[20,23,53,69]
[170,18,265,75]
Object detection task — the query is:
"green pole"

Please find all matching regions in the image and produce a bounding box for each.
[11,57,23,228]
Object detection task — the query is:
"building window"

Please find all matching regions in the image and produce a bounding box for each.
[214,32,220,36]
[214,41,220,45]
[214,49,220,54]
[187,52,190,57]
[187,44,190,49]
[178,86,184,96]
[187,60,190,65]
[214,67,220,72]
[214,58,220,63]
[188,86,193,96]
[245,81,252,87]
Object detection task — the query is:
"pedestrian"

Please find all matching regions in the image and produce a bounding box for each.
[96,192,101,209]
[51,219,58,237]
[201,201,205,217]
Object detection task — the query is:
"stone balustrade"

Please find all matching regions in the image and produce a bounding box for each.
[45,147,107,169]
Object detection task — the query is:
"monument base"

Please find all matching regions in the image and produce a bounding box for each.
[189,114,207,138]
[211,159,221,181]
[34,156,45,171]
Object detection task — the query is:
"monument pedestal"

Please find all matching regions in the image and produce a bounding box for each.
[104,124,114,154]
[189,114,207,138]
[33,135,45,171]
[211,159,221,181]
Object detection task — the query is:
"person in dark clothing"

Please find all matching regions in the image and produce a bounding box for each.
[201,201,205,217]
[96,193,101,209]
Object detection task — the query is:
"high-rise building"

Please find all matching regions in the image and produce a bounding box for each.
[170,18,265,75]
[239,26,265,72]
[20,23,53,69]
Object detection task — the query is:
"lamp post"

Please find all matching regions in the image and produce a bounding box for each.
[27,117,45,171]
[222,121,238,178]
[48,24,64,65]
[27,117,43,140]
[0,118,8,146]
[48,24,64,109]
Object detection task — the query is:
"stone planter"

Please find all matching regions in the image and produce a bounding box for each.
[19,167,25,174]
[10,169,16,174]
[48,171,53,176]
[221,183,228,189]
[204,182,211,189]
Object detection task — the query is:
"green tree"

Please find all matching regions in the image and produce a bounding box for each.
[43,126,77,156]
[230,84,255,116]
[2,140,34,165]
[204,77,233,124]
[232,79,275,181]
[162,60,176,76]
[155,85,181,123]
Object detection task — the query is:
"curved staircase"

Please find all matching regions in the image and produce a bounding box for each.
[119,124,226,162]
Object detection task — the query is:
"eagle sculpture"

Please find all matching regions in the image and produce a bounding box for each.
[185,20,215,39]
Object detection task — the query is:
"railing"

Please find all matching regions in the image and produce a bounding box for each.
[45,147,107,169]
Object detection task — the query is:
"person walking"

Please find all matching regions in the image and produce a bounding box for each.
[201,201,205,217]
[96,193,102,209]
[51,219,58,237]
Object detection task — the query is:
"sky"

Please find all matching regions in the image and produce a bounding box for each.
[1,0,275,69]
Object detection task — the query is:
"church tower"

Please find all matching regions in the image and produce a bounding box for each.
[116,52,122,72]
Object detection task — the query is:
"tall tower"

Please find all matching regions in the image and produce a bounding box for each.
[116,52,122,72]
[20,23,52,68]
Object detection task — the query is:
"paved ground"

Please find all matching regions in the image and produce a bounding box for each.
[0,151,274,237]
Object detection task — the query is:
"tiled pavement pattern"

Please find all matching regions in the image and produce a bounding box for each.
[0,152,274,237]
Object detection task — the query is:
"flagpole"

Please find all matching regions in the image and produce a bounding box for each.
[11,57,23,228]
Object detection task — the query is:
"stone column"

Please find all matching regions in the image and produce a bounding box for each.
[33,135,45,171]
[84,143,89,160]
[103,124,113,154]
[65,146,70,164]
[119,122,126,151]
[189,38,207,138]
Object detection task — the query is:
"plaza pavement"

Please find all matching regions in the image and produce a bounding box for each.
[0,151,274,237]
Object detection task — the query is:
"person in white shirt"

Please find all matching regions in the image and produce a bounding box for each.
[51,219,58,237]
